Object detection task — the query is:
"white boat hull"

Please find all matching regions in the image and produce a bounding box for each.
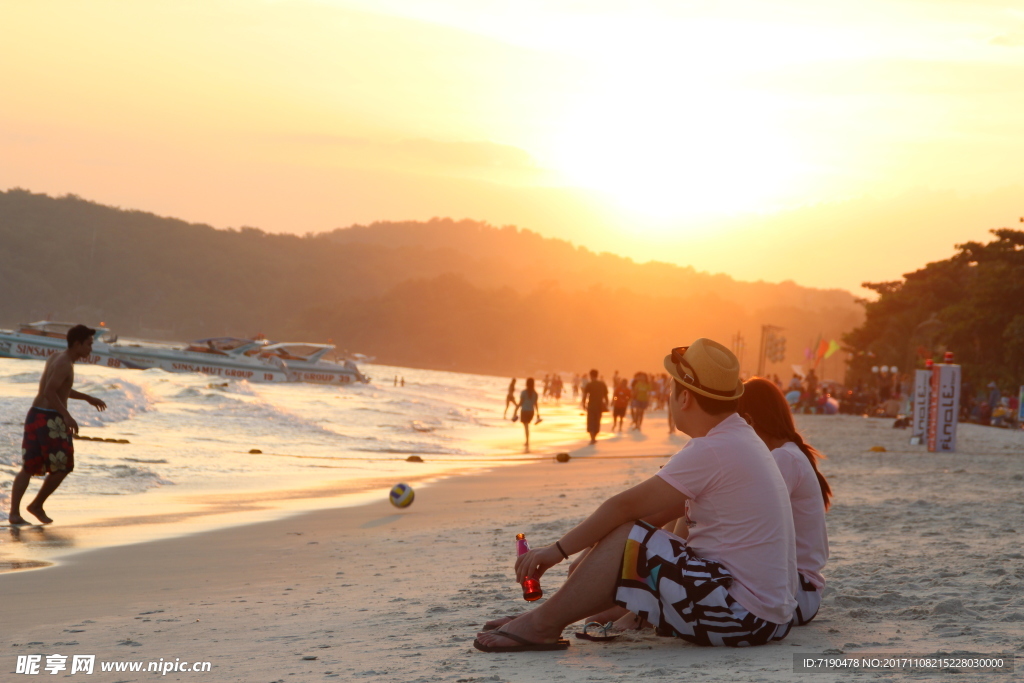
[286,366,362,385]
[0,335,128,369]
[0,331,287,382]
[108,347,288,383]
[0,327,367,385]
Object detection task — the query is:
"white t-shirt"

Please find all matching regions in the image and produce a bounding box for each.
[772,441,829,590]
[657,412,798,624]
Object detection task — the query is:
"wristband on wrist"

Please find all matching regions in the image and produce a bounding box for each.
[555,541,569,561]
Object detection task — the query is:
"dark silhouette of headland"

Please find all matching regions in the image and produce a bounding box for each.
[0,189,861,377]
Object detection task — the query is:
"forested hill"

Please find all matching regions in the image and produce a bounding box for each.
[0,189,862,377]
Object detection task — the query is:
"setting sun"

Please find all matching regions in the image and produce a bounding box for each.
[548,84,805,221]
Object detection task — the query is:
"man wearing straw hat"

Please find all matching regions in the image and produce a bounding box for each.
[475,338,796,652]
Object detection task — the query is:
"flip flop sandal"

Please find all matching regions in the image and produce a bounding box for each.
[482,615,520,631]
[473,629,570,653]
[574,621,620,642]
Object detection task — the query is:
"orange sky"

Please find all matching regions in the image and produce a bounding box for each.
[3,0,1023,294]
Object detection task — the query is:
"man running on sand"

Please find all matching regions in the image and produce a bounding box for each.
[7,324,107,525]
[475,338,796,652]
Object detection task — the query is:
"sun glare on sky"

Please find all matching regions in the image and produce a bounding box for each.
[549,86,803,222]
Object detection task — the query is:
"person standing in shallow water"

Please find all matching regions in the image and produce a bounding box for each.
[503,378,518,418]
[8,324,107,525]
[518,378,541,451]
[582,369,608,445]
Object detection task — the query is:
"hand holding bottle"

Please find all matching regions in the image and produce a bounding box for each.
[516,532,557,598]
[514,539,563,587]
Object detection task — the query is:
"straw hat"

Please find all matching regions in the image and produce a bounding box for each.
[663,338,744,401]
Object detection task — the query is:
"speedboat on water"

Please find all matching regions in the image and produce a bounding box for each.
[0,321,127,368]
[108,337,289,382]
[255,342,369,384]
[0,323,366,385]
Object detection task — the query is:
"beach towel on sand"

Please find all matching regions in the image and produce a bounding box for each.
[22,407,75,476]
[615,522,791,647]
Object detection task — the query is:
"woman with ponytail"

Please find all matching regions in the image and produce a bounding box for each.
[738,377,831,626]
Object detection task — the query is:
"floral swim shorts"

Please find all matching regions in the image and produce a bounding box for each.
[21,407,75,476]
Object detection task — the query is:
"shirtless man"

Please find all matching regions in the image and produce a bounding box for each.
[7,324,107,525]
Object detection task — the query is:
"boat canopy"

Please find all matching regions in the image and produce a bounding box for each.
[18,321,113,341]
[187,337,268,356]
[260,342,335,362]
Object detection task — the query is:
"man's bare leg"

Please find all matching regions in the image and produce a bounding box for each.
[475,522,633,648]
[25,470,69,524]
[487,572,620,632]
[8,468,34,524]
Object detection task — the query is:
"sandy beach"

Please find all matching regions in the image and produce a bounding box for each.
[3,409,1023,681]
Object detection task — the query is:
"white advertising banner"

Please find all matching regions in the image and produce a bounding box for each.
[912,369,931,442]
[927,364,961,453]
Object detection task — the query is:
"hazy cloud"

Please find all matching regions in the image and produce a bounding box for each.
[990,33,1024,47]
[394,139,538,170]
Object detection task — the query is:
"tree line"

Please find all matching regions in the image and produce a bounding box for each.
[0,189,861,378]
[843,228,1024,392]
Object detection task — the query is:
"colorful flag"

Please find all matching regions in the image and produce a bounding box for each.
[816,339,829,360]
[824,339,841,359]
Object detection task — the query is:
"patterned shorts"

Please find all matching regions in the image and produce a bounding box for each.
[21,407,75,476]
[615,521,791,647]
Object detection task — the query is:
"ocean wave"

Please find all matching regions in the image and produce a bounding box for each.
[2,371,42,384]
[0,357,513,522]
[74,380,154,427]
[352,442,466,455]
[85,463,174,493]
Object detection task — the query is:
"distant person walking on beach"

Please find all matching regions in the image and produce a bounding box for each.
[474,339,796,652]
[518,378,541,451]
[8,324,107,525]
[551,375,563,402]
[582,369,608,445]
[630,372,651,431]
[804,369,818,400]
[503,378,518,418]
[611,379,631,432]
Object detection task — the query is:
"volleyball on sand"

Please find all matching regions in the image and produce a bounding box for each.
[389,483,415,508]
